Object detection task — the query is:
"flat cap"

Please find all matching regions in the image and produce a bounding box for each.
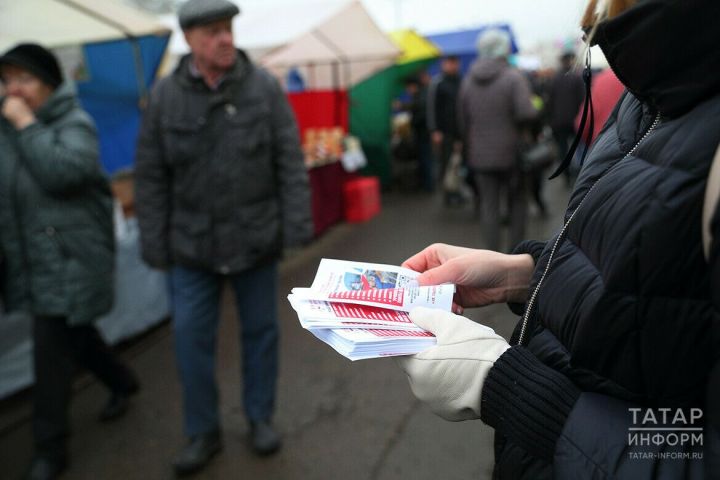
[178,0,240,30]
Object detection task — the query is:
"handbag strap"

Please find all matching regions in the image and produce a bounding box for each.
[703,143,720,261]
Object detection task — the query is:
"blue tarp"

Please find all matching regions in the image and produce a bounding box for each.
[77,35,169,175]
[425,24,519,75]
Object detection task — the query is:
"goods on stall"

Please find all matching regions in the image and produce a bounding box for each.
[303,127,345,167]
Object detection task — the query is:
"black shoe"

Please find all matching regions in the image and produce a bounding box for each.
[172,431,222,477]
[99,394,131,422]
[24,456,67,480]
[249,420,281,456]
[99,374,140,422]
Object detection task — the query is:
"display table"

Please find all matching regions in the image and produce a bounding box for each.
[309,161,349,237]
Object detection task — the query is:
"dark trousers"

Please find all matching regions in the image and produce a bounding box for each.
[435,135,455,189]
[528,170,547,215]
[474,170,527,252]
[33,316,136,460]
[416,134,435,192]
[553,127,579,184]
[169,262,279,437]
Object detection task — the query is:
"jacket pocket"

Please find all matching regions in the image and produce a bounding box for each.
[170,210,212,262]
[55,226,114,275]
[161,118,209,166]
[239,200,281,254]
[224,101,272,155]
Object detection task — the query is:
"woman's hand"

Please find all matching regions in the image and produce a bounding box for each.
[402,243,535,312]
[2,96,35,130]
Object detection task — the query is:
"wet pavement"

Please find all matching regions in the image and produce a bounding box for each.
[0,178,570,480]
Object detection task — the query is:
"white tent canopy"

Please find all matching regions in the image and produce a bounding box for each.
[161,0,399,89]
[260,1,400,89]
[162,0,351,59]
[0,0,170,52]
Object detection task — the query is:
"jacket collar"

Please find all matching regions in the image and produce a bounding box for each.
[35,81,78,123]
[594,0,720,118]
[175,49,252,91]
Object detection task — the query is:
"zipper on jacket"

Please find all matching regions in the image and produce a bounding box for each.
[517,113,661,346]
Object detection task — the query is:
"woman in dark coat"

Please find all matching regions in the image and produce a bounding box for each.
[0,44,138,480]
[397,0,720,478]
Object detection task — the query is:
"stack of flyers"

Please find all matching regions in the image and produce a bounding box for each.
[288,259,454,360]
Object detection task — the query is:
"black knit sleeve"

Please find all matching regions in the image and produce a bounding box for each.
[480,346,580,460]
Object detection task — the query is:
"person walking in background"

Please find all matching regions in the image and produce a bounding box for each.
[0,43,139,480]
[404,72,434,192]
[547,51,585,185]
[525,71,552,217]
[134,0,312,476]
[397,0,720,477]
[457,29,537,252]
[427,55,461,201]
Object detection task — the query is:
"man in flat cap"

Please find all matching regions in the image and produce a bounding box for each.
[135,0,312,475]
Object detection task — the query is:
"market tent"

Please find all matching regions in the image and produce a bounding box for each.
[260,1,400,90]
[0,0,170,174]
[161,0,351,66]
[162,0,399,89]
[425,24,518,75]
[349,29,440,185]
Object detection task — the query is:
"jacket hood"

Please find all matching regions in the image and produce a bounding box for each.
[469,57,508,84]
[174,48,251,88]
[35,81,78,123]
[594,0,720,117]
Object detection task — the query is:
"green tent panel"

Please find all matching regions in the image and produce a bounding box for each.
[350,57,435,185]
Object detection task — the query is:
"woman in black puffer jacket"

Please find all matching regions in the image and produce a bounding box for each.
[396,0,720,478]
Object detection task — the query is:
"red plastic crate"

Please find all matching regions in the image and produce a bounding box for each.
[343,176,381,222]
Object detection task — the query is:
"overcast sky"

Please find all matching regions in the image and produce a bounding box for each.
[234,0,590,50]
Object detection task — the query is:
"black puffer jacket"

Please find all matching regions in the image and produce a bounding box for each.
[427,72,461,138]
[135,51,311,274]
[478,1,720,478]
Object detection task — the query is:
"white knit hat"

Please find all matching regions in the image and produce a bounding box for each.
[476,29,512,59]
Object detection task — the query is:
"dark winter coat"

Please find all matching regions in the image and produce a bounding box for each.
[457,58,536,171]
[427,72,461,139]
[134,51,312,274]
[547,68,585,133]
[478,0,720,478]
[0,82,115,326]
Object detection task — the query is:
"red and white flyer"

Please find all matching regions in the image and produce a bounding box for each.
[288,258,453,360]
[311,328,437,361]
[290,284,454,312]
[287,296,419,330]
[309,258,422,293]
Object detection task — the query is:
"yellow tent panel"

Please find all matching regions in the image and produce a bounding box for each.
[388,29,440,65]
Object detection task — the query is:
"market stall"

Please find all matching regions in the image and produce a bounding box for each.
[258,1,398,233]
[287,90,350,236]
[349,29,441,186]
